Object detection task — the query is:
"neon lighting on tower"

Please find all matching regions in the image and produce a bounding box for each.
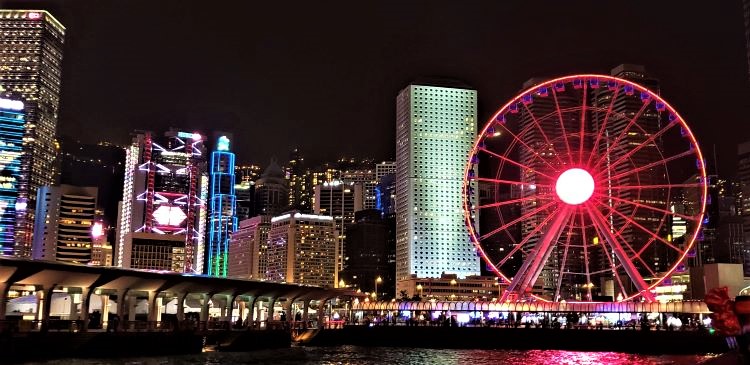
[207,135,237,277]
[0,98,24,254]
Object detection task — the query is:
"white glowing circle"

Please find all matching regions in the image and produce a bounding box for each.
[555,168,595,205]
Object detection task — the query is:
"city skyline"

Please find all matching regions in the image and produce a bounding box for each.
[2,1,749,174]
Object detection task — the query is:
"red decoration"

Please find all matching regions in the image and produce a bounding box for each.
[705,287,741,336]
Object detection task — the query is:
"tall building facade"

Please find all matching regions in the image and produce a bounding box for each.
[227,215,271,279]
[266,211,337,287]
[395,81,480,291]
[116,130,208,273]
[254,160,289,216]
[340,209,396,297]
[739,141,750,272]
[0,10,66,257]
[0,97,25,255]
[314,180,364,275]
[31,185,97,263]
[287,148,311,212]
[207,134,237,277]
[58,137,125,248]
[375,161,396,180]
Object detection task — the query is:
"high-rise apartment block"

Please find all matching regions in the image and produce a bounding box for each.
[0,97,25,255]
[115,130,208,273]
[376,161,396,180]
[395,81,480,292]
[266,211,337,287]
[314,180,364,275]
[0,10,66,257]
[227,215,271,279]
[207,134,237,276]
[31,185,98,263]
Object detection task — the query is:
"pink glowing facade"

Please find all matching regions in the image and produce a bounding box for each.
[115,130,208,273]
[464,74,707,302]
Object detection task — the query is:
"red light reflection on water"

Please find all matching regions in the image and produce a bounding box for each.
[453,350,715,365]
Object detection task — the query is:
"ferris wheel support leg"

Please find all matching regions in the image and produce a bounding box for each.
[588,207,656,302]
[501,207,573,301]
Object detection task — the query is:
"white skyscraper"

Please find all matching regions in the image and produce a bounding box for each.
[395,81,480,291]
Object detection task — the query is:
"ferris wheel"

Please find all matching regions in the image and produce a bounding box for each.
[463,74,707,302]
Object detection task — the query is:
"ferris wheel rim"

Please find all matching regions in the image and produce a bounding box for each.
[463,74,708,302]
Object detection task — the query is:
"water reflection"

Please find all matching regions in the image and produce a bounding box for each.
[22,346,715,365]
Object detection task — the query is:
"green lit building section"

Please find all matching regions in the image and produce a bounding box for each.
[396,83,479,281]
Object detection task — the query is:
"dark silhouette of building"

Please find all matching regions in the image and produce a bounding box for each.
[340,209,395,298]
[59,136,125,246]
[254,159,289,216]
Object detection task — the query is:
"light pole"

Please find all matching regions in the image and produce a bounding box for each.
[375,276,382,300]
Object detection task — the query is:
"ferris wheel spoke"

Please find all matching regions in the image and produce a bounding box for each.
[479,147,556,180]
[520,99,569,168]
[478,195,548,210]
[586,205,656,302]
[591,99,653,172]
[494,121,561,173]
[588,223,629,301]
[494,204,566,268]
[605,149,696,182]
[586,86,621,169]
[594,118,680,180]
[604,183,703,192]
[577,209,593,300]
[594,193,699,223]
[478,201,558,241]
[476,177,551,190]
[593,199,685,256]
[551,88,575,166]
[502,206,574,301]
[578,82,587,165]
[554,215,577,302]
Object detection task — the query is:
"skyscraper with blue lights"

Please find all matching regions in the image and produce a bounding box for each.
[207,134,237,276]
[0,97,25,255]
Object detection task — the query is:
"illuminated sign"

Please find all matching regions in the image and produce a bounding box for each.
[217,136,230,151]
[0,98,24,111]
[177,132,202,141]
[27,12,42,20]
[153,205,187,226]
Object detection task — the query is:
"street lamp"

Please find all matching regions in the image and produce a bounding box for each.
[374,276,382,300]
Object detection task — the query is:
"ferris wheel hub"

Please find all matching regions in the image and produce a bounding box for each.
[555,168,595,205]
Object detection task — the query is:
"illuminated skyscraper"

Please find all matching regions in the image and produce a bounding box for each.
[266,211,337,287]
[31,185,97,263]
[314,180,364,276]
[287,148,311,212]
[0,10,66,257]
[227,215,271,279]
[395,81,480,292]
[207,134,237,277]
[0,97,26,255]
[115,130,208,273]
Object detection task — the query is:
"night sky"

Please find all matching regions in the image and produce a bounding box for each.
[3,0,750,174]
